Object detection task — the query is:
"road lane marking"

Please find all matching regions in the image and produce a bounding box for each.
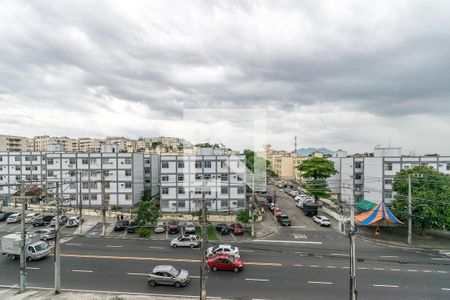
[290,226,306,228]
[326,266,336,269]
[294,264,303,267]
[253,239,322,245]
[437,271,447,274]
[239,250,255,253]
[72,269,93,273]
[431,258,450,261]
[307,281,333,285]
[127,272,147,276]
[357,267,368,270]
[380,256,398,258]
[148,246,166,250]
[331,253,349,257]
[66,243,82,246]
[373,284,398,288]
[441,288,450,291]
[26,267,40,270]
[407,269,418,272]
[390,269,400,272]
[310,265,319,268]
[190,276,200,279]
[422,270,432,273]
[342,266,349,269]
[245,278,270,282]
[373,268,384,271]
[59,253,281,266]
[106,245,123,248]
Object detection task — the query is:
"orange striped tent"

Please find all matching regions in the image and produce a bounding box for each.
[354,202,403,225]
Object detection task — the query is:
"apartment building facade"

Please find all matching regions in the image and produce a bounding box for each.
[0,151,159,208]
[0,135,29,152]
[160,149,247,213]
[327,148,450,205]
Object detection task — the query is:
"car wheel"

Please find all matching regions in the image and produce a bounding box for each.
[190,244,195,248]
[148,280,156,287]
[233,267,239,273]
[43,237,48,241]
[172,244,177,248]
[174,282,181,288]
[27,256,33,262]
[212,266,218,271]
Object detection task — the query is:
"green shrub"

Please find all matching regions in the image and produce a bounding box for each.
[138,226,151,238]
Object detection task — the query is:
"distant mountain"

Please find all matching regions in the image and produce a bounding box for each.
[296,147,334,156]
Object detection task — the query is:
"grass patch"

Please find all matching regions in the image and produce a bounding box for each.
[195,226,218,240]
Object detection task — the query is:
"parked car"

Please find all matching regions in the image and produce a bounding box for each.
[168,220,179,234]
[215,223,230,235]
[170,235,201,248]
[0,212,14,221]
[127,220,140,233]
[147,265,190,288]
[50,215,68,227]
[6,213,22,224]
[206,244,240,258]
[32,215,54,227]
[278,215,292,226]
[229,223,244,235]
[184,222,196,234]
[34,228,56,241]
[208,254,244,272]
[25,213,41,224]
[313,215,331,227]
[66,216,83,227]
[296,198,314,208]
[114,220,129,231]
[274,208,282,220]
[154,221,166,233]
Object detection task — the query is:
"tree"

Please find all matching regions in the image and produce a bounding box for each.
[136,201,161,225]
[244,149,269,172]
[392,166,450,233]
[236,209,250,227]
[296,157,337,201]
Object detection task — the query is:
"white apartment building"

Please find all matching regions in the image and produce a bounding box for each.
[29,136,77,152]
[327,147,450,205]
[0,135,29,151]
[77,138,103,152]
[0,151,159,208]
[160,148,247,213]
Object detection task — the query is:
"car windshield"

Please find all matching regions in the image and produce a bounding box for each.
[322,217,329,221]
[34,243,48,252]
[169,221,177,225]
[228,256,236,262]
[168,267,180,277]
[282,216,289,219]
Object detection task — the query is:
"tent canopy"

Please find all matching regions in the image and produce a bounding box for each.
[355,202,403,225]
[355,200,377,211]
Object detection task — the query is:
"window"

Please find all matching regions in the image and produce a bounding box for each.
[105,194,110,201]
[82,182,89,189]
[195,174,202,180]
[15,156,20,162]
[195,161,202,168]
[15,166,20,171]
[25,166,31,171]
[178,161,184,168]
[32,156,38,161]
[32,166,38,171]
[220,160,228,168]
[404,165,410,169]
[178,174,184,181]
[69,158,76,165]
[91,194,98,200]
[70,182,77,189]
[125,158,132,164]
[204,161,211,168]
[144,159,151,164]
[385,179,393,185]
[83,194,89,201]
[82,158,89,165]
[384,163,393,171]
[221,201,229,208]
[162,175,169,182]
[70,194,76,201]
[125,194,132,200]
[0,176,3,181]
[81,170,89,177]
[178,187,185,194]
[162,187,169,195]
[125,182,132,188]
[102,158,110,164]
[204,174,211,180]
[355,174,362,180]
[25,156,31,161]
[144,168,151,174]
[221,187,229,194]
[194,188,202,195]
[238,187,245,194]
[32,175,38,181]
[145,179,151,184]
[125,170,132,177]
[162,161,169,168]
[178,202,186,208]
[15,175,20,181]
[104,182,110,189]
[25,175,31,181]
[90,182,98,189]
[355,162,362,169]
[237,176,243,181]
[204,188,211,195]
[90,158,97,165]
[47,170,54,177]
[385,192,392,199]
[220,174,228,181]
[447,164,450,171]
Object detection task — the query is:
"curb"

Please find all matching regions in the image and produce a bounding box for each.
[356,235,435,251]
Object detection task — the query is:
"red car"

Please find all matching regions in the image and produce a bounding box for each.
[208,254,244,272]
[274,208,282,220]
[229,223,244,235]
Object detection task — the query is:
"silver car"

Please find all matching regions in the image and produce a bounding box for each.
[170,235,200,248]
[34,228,56,241]
[148,265,189,287]
[154,221,166,233]
[6,213,21,224]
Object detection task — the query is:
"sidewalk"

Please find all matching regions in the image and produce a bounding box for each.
[0,287,227,300]
[254,212,278,239]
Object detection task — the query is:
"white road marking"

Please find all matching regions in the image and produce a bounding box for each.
[422,270,432,273]
[373,284,399,288]
[190,275,200,279]
[373,268,384,271]
[431,258,450,261]
[380,255,398,258]
[310,265,319,268]
[245,278,270,282]
[26,267,40,270]
[293,264,303,267]
[326,266,336,269]
[357,267,368,270]
[127,272,147,276]
[66,243,82,246]
[342,266,350,269]
[253,239,322,245]
[407,269,418,272]
[441,288,450,291]
[390,269,401,272]
[72,269,93,273]
[307,281,333,285]
[437,271,447,274]
[331,253,349,257]
[148,246,166,250]
[290,226,306,228]
[240,250,255,253]
[106,245,123,248]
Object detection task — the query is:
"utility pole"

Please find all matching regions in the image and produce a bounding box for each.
[19,181,27,293]
[407,174,412,245]
[78,172,83,234]
[348,183,357,300]
[200,185,208,300]
[101,171,107,236]
[54,182,61,294]
[251,174,255,237]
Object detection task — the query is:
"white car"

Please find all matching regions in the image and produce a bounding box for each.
[296,198,314,208]
[313,216,331,227]
[154,221,166,233]
[184,222,196,234]
[25,213,41,224]
[206,244,240,258]
[170,235,201,248]
[295,194,313,201]
[6,213,22,224]
[66,216,83,227]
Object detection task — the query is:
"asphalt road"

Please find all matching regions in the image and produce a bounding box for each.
[1,236,449,300]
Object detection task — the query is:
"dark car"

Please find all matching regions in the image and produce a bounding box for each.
[114,220,129,231]
[278,215,292,226]
[32,215,54,227]
[215,223,230,235]
[127,221,140,233]
[229,223,244,235]
[0,211,14,221]
[168,220,179,234]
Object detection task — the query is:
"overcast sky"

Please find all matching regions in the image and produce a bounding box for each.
[1,0,450,154]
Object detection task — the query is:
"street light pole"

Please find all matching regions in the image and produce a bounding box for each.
[78,171,83,234]
[19,181,27,293]
[251,174,255,237]
[200,183,208,300]
[101,171,107,236]
[408,174,412,245]
[54,182,61,294]
[347,183,357,300]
